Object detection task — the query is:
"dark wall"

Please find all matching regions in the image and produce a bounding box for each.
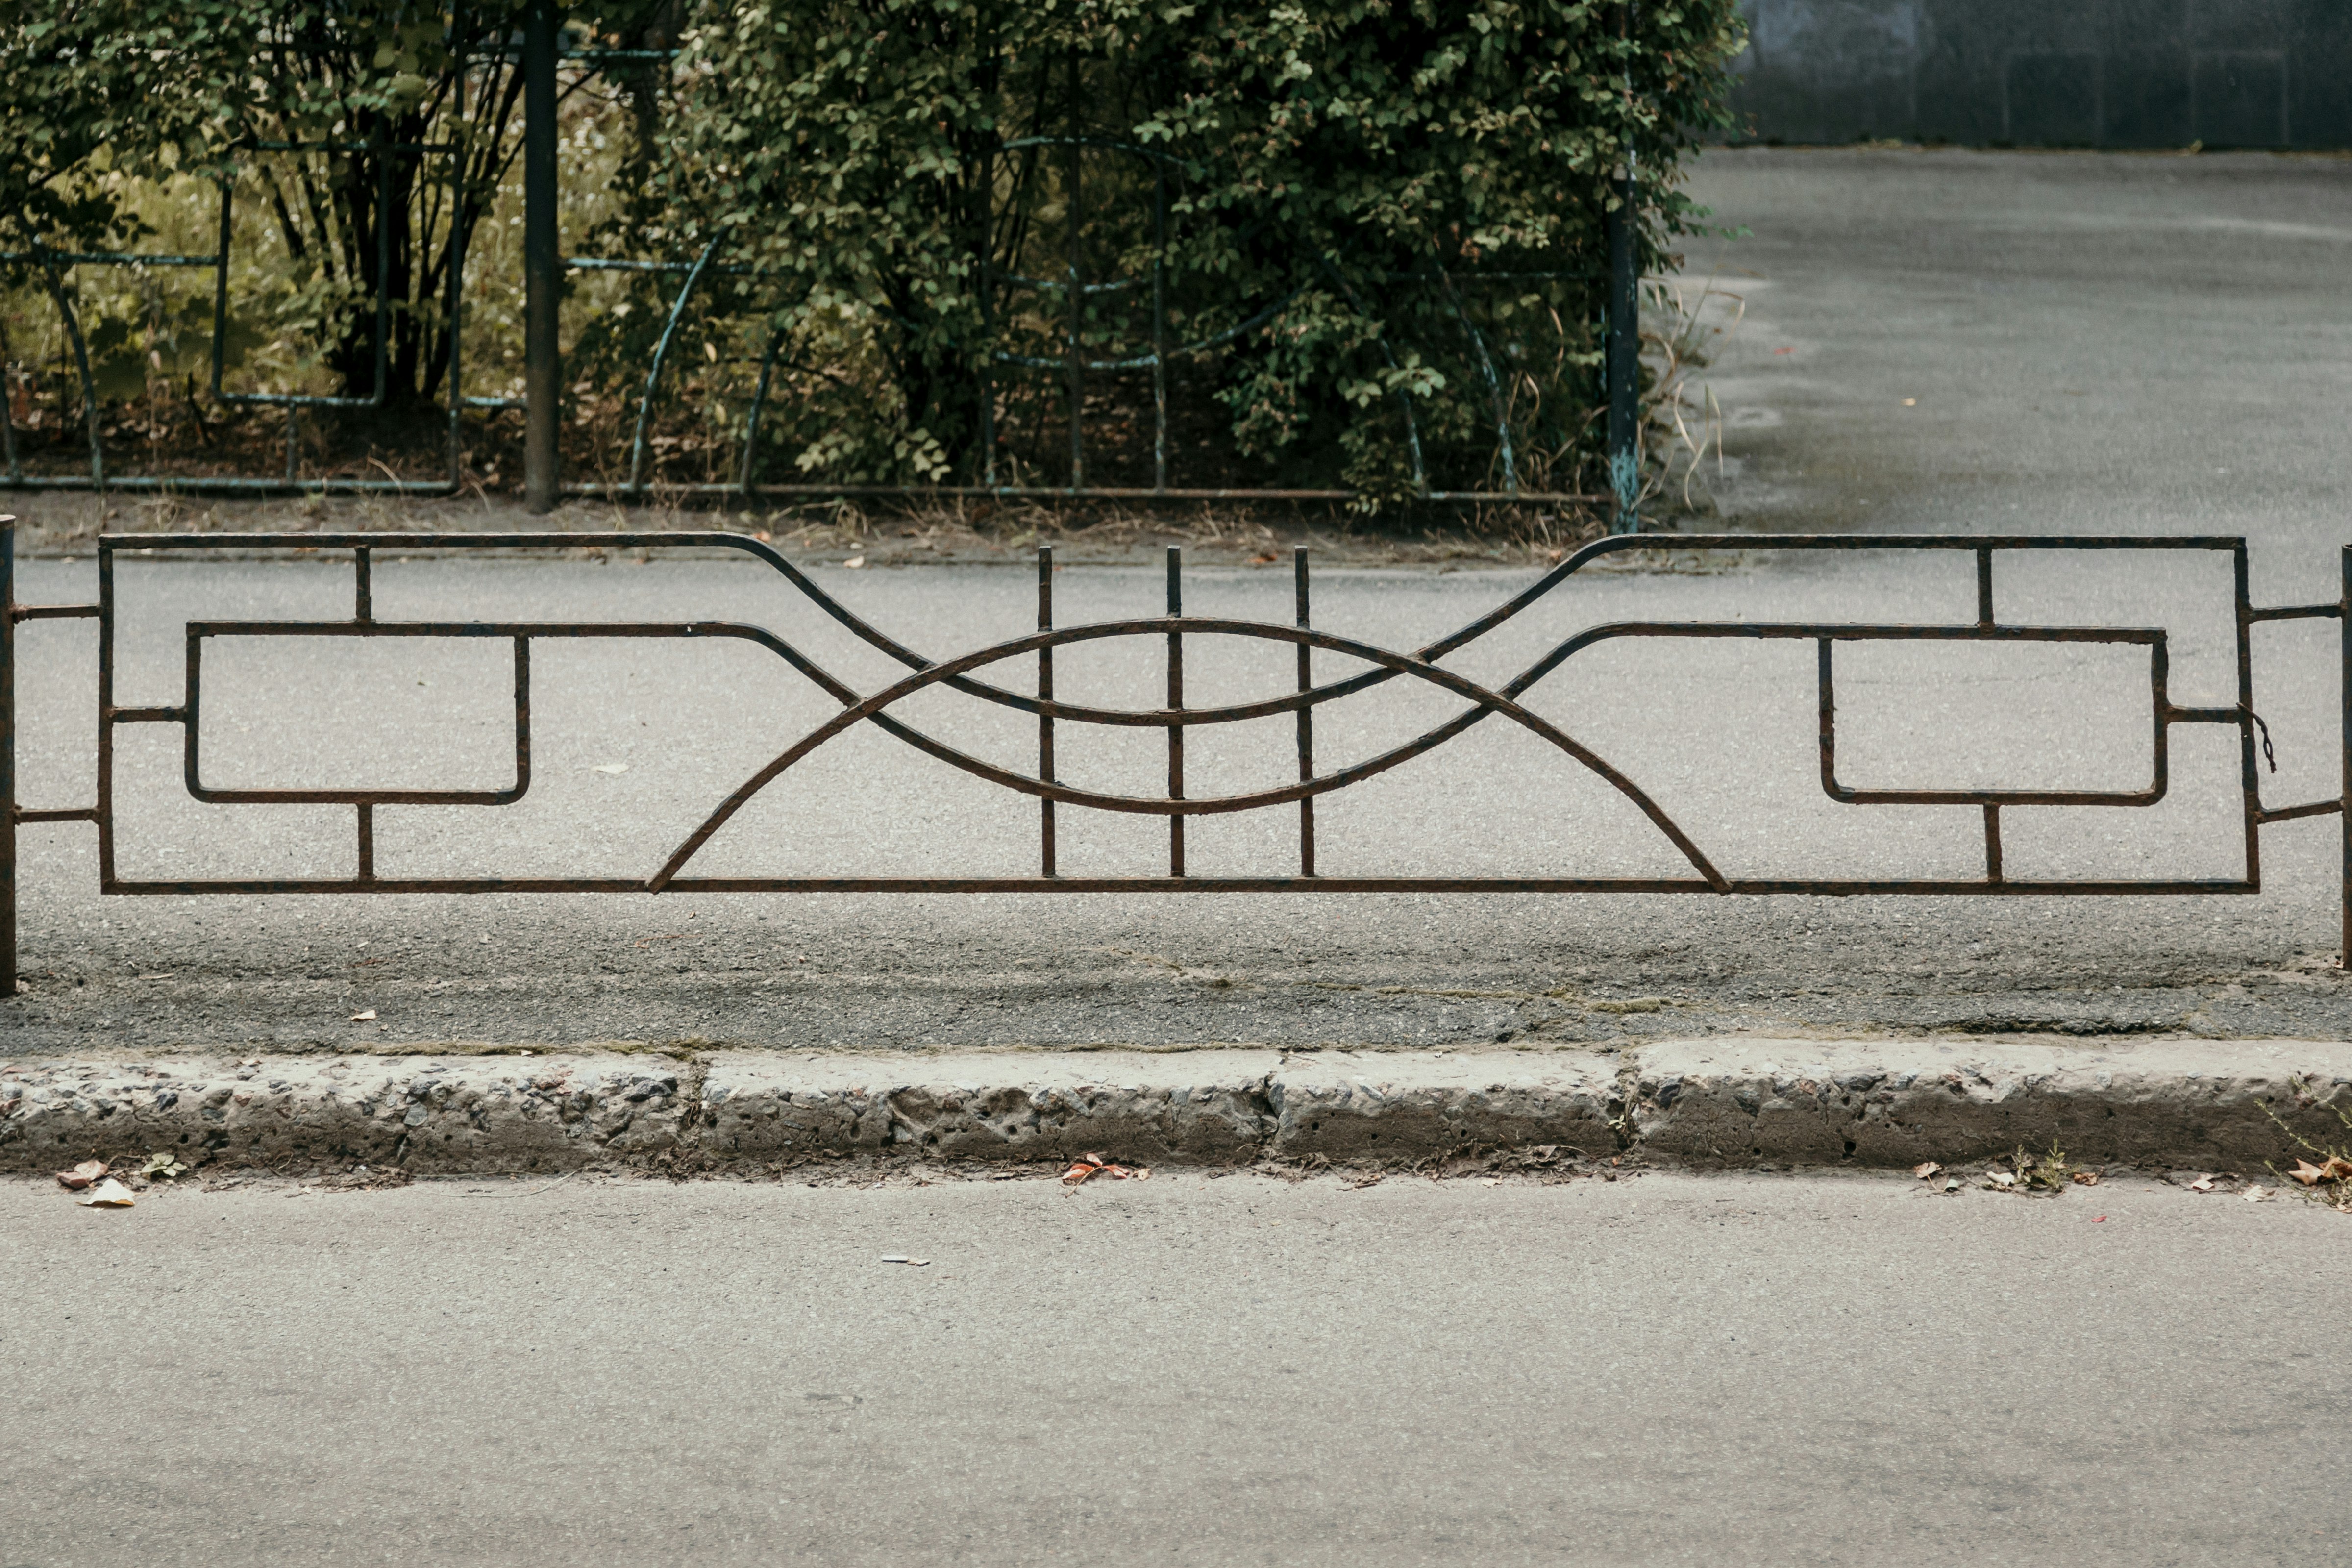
[1726,0,2352,148]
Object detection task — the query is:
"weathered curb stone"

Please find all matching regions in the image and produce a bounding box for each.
[0,1054,687,1173]
[699,1050,1280,1164]
[1271,1049,1620,1158]
[3,1039,2348,1173]
[1634,1038,2352,1169]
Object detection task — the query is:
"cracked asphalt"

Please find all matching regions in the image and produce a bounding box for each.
[3,147,2349,1055]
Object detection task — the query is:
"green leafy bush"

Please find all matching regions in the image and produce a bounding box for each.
[649,0,1747,496]
[2,0,1746,498]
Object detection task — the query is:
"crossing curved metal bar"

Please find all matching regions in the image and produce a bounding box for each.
[646,614,1728,892]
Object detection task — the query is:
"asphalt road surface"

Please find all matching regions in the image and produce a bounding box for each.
[4,1169,2345,1567]
[3,147,2347,1052]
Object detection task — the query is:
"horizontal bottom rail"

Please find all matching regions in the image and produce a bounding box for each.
[98,876,2263,896]
[1,474,1597,506]
[1,476,459,497]
[565,482,1605,505]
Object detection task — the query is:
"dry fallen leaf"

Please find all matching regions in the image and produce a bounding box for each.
[2188,1176,2215,1193]
[1479,1177,1502,1188]
[1062,1152,1149,1187]
[2243,1185,2272,1203]
[55,1159,107,1191]
[588,763,628,775]
[2072,1171,2102,1186]
[349,1009,377,1022]
[2288,1159,2330,1186]
[76,1178,135,1208]
[1912,1162,1942,1180]
[842,556,866,569]
[1982,1170,2016,1190]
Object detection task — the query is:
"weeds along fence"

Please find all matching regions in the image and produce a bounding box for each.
[0,6,1745,522]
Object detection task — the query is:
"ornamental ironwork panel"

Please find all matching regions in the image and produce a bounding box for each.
[2,525,2346,995]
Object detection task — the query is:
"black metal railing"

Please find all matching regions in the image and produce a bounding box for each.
[2,521,2345,994]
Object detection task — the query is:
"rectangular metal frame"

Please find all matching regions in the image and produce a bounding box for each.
[0,525,2344,996]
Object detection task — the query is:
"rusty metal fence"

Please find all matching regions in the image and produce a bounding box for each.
[2,520,2345,992]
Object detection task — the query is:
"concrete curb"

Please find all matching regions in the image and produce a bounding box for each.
[3,1038,2347,1175]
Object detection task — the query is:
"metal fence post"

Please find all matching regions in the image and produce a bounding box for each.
[2,517,15,998]
[2341,545,2350,969]
[523,1,563,514]
[1604,159,1639,534]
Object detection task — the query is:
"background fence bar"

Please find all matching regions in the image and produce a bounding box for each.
[1605,160,1639,534]
[2342,545,2350,968]
[1065,52,1086,492]
[523,0,563,514]
[1,372,17,479]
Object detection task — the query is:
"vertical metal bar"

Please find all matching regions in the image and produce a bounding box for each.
[1604,159,1639,534]
[1295,546,1314,877]
[96,542,113,888]
[1982,803,2003,884]
[1436,263,1519,496]
[2234,543,2260,888]
[2341,545,2349,969]
[356,803,374,882]
[522,0,562,515]
[0,519,15,997]
[1815,636,1835,791]
[284,408,300,486]
[446,133,468,492]
[741,332,781,494]
[0,362,18,480]
[1038,544,1055,877]
[211,180,234,399]
[36,259,104,492]
[1976,547,1995,627]
[1151,162,1167,494]
[627,240,720,498]
[1166,544,1183,877]
[368,147,393,408]
[979,131,997,490]
[354,547,372,621]
[1065,51,1084,492]
[513,636,532,794]
[183,627,202,804]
